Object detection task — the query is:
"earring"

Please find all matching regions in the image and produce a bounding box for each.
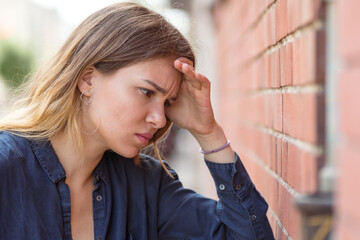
[80,91,93,105]
[79,91,100,134]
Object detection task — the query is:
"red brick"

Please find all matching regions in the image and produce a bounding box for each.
[287,0,301,31]
[258,132,272,166]
[281,141,289,183]
[268,213,292,240]
[272,94,283,132]
[212,0,327,238]
[257,9,269,51]
[291,39,301,85]
[270,51,281,88]
[258,56,267,89]
[242,152,301,239]
[283,141,301,191]
[275,0,288,41]
[282,142,319,193]
[267,8,277,45]
[300,152,319,194]
[292,32,317,85]
[283,93,321,143]
[271,139,279,173]
[280,43,293,86]
[274,137,283,176]
[301,0,317,24]
[264,55,271,88]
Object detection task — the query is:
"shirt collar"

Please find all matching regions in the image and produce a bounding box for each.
[29,139,66,183]
[93,152,110,185]
[29,138,110,185]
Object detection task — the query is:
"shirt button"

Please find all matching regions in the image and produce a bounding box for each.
[219,184,226,191]
[97,236,102,240]
[251,215,257,221]
[96,195,103,201]
[234,184,242,191]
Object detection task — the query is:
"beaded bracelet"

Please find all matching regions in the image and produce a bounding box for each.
[199,140,231,154]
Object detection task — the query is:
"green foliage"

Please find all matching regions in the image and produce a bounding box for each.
[0,40,34,88]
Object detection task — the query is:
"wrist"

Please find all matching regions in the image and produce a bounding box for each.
[191,124,235,163]
[199,140,231,154]
[191,123,225,148]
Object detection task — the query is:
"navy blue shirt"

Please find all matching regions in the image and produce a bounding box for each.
[0,131,274,239]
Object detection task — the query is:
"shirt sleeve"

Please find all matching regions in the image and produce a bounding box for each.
[157,152,275,240]
[205,153,274,239]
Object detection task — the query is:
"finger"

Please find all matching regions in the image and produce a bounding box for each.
[182,63,202,90]
[174,60,196,80]
[183,64,211,90]
[182,63,196,78]
[176,57,194,67]
[174,61,210,90]
[174,60,207,90]
[174,59,194,73]
[174,59,184,72]
[195,72,211,89]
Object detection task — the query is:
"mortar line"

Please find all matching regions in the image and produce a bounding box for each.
[246,0,279,33]
[240,19,323,69]
[242,147,300,197]
[241,120,324,156]
[268,207,294,240]
[254,20,323,59]
[239,84,325,96]
[233,0,279,52]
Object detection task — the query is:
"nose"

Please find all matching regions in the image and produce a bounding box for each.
[145,105,167,129]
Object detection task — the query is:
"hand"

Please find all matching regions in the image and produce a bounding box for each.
[168,58,235,163]
[166,58,217,137]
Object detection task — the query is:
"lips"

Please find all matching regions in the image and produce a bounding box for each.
[135,133,153,145]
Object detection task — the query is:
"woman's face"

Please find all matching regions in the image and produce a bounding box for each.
[81,57,181,158]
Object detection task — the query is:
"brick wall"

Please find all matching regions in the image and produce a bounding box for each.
[212,0,325,238]
[335,0,360,239]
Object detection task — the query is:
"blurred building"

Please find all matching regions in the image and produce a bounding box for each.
[0,0,70,62]
[0,0,69,114]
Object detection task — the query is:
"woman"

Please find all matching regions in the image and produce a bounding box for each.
[0,2,274,240]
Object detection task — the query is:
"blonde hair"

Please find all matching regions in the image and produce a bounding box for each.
[0,2,195,176]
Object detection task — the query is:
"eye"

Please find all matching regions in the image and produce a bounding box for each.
[140,88,154,97]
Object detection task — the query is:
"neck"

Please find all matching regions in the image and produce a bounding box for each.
[50,132,106,187]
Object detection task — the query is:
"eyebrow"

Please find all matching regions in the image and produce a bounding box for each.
[142,79,177,101]
[142,79,167,94]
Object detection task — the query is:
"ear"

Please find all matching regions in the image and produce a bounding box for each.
[78,67,95,96]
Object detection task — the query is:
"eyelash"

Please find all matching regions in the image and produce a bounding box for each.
[140,88,154,97]
[139,88,171,107]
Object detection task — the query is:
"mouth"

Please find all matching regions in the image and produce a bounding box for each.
[135,133,153,145]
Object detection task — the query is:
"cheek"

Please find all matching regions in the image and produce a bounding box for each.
[101,94,145,126]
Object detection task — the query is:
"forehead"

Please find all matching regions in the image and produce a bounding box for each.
[134,57,181,87]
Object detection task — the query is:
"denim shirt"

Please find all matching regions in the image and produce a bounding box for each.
[0,131,274,239]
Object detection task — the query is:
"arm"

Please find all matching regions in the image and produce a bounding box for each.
[157,153,274,239]
[160,58,274,239]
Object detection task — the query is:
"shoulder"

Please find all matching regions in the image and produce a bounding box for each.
[0,131,32,167]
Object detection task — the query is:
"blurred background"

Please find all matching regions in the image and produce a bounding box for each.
[1,0,359,239]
